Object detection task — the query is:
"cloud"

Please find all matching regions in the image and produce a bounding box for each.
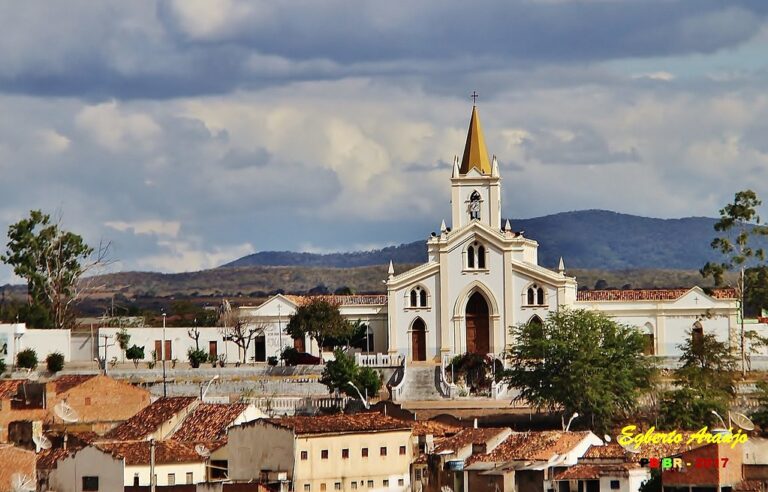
[518,127,641,165]
[104,220,181,238]
[75,101,162,152]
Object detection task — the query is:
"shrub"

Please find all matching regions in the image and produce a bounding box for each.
[0,358,6,375]
[46,352,65,373]
[355,366,382,397]
[267,356,278,366]
[16,348,38,369]
[126,345,145,368]
[281,347,299,365]
[187,348,208,368]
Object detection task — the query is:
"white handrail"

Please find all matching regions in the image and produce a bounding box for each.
[391,358,407,402]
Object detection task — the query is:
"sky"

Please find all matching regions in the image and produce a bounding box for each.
[2,0,768,284]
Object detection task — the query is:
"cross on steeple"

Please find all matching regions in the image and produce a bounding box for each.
[470,91,479,105]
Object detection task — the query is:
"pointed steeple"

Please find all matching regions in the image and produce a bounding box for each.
[388,260,395,279]
[440,219,447,233]
[459,105,492,175]
[504,219,511,232]
[452,155,460,178]
[558,256,566,274]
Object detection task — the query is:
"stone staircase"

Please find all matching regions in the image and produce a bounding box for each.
[398,363,446,401]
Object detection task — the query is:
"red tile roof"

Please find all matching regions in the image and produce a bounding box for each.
[554,463,640,480]
[172,403,250,442]
[466,431,593,465]
[411,420,463,437]
[265,413,411,435]
[582,443,629,459]
[577,288,737,302]
[95,440,203,465]
[283,295,388,306]
[51,375,97,394]
[433,428,510,454]
[105,397,197,440]
[0,379,23,399]
[36,432,99,470]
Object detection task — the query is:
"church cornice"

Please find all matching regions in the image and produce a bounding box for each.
[431,220,539,252]
[387,261,440,288]
[509,258,577,287]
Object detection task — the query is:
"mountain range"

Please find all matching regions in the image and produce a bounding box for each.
[223,209,732,270]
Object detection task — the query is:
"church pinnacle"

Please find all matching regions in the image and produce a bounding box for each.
[459,98,492,175]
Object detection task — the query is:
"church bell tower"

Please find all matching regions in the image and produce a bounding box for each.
[450,101,502,230]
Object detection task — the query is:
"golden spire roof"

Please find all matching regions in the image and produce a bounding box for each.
[459,105,492,175]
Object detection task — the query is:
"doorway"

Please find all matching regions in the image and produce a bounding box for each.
[465,292,490,354]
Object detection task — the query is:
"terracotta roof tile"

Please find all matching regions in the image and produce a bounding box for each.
[105,397,197,440]
[466,431,592,465]
[51,375,97,394]
[95,440,203,466]
[577,288,737,302]
[433,428,510,454]
[554,463,640,480]
[0,445,36,490]
[283,295,388,306]
[0,379,23,399]
[583,443,629,459]
[172,403,249,442]
[735,480,764,492]
[411,420,463,437]
[36,432,98,470]
[265,413,411,435]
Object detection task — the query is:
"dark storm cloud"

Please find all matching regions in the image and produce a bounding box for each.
[0,1,766,99]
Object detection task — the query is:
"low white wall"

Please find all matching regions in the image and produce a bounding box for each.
[0,324,71,364]
[99,327,243,364]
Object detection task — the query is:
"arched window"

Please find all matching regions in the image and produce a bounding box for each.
[692,321,704,350]
[527,287,535,305]
[467,245,475,269]
[409,286,429,308]
[537,287,545,305]
[643,322,655,356]
[477,246,486,269]
[526,284,546,306]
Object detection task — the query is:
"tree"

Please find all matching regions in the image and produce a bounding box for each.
[701,190,768,375]
[219,319,268,364]
[320,349,382,398]
[186,347,208,368]
[46,352,65,373]
[658,329,737,428]
[749,381,768,434]
[504,309,655,433]
[115,328,131,362]
[16,348,38,369]
[1,210,111,329]
[187,326,201,351]
[126,345,145,368]
[286,298,351,355]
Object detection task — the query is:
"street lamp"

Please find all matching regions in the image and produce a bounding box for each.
[347,380,370,409]
[564,412,579,432]
[278,304,283,366]
[162,312,167,398]
[201,375,220,401]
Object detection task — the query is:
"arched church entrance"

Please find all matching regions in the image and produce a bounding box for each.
[466,291,490,354]
[411,318,427,361]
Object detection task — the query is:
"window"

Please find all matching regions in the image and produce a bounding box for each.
[644,333,655,355]
[383,480,389,487]
[304,485,311,492]
[368,481,374,488]
[610,481,620,490]
[321,484,327,492]
[466,241,487,270]
[477,245,486,268]
[82,476,99,491]
[301,450,308,460]
[415,469,422,481]
[362,447,369,457]
[399,445,407,455]
[342,448,349,459]
[168,474,175,486]
[467,245,475,268]
[398,479,405,486]
[526,285,546,306]
[85,397,91,406]
[409,286,428,307]
[693,321,704,349]
[469,191,481,220]
[186,472,193,485]
[380,446,387,456]
[133,474,139,487]
[335,483,342,490]
[321,449,329,459]
[351,483,358,490]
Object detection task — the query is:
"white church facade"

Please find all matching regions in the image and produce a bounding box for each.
[239,104,739,366]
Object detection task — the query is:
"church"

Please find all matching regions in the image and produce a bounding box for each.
[240,104,739,371]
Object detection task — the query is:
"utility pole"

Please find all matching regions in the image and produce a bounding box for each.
[278,304,283,366]
[150,438,156,492]
[162,312,167,398]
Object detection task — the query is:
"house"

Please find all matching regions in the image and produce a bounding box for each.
[170,402,265,480]
[462,431,603,492]
[45,439,207,490]
[554,444,650,492]
[46,374,152,435]
[662,443,743,492]
[227,413,414,491]
[0,444,36,492]
[104,396,199,441]
[0,379,47,443]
